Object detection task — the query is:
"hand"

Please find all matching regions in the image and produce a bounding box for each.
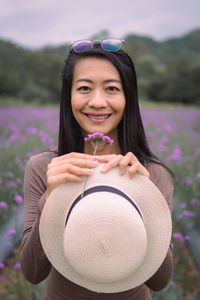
[46,152,98,200]
[95,152,149,179]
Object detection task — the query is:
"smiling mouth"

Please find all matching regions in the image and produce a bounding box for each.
[84,113,111,120]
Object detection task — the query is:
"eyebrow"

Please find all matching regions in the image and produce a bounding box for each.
[76,79,122,84]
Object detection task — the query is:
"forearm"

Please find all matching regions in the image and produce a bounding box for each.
[20,194,51,284]
[145,247,173,291]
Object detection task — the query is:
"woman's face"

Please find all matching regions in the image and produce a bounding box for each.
[71,57,126,140]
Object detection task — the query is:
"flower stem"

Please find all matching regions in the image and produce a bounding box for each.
[93,140,99,155]
[81,140,99,198]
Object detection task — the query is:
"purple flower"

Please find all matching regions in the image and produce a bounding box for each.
[195,148,200,156]
[14,195,23,204]
[160,136,169,144]
[7,229,16,236]
[14,262,21,270]
[171,145,182,161]
[165,124,172,132]
[158,144,169,153]
[26,127,38,135]
[102,135,114,145]
[180,203,187,209]
[16,178,22,184]
[9,134,19,143]
[181,177,192,185]
[0,262,5,269]
[183,210,196,217]
[84,132,114,147]
[191,198,199,205]
[15,157,21,164]
[5,172,13,178]
[6,181,17,188]
[93,132,104,138]
[184,235,190,241]
[82,132,114,197]
[0,201,8,209]
[173,232,184,242]
[196,172,200,180]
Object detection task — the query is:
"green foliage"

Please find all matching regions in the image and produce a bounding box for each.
[0,29,200,105]
[135,54,166,100]
[0,40,63,104]
[146,58,200,105]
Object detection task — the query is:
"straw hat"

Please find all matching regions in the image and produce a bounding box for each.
[39,163,172,293]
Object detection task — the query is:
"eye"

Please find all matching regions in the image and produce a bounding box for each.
[107,86,120,92]
[77,86,91,92]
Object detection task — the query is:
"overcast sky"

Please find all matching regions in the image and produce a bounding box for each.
[0,0,200,49]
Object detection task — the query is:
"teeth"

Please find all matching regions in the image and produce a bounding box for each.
[87,114,109,120]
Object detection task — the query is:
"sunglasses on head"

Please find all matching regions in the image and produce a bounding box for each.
[70,39,126,53]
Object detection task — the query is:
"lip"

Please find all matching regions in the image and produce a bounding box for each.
[83,112,112,116]
[83,112,112,124]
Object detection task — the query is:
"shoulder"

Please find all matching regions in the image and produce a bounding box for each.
[24,151,58,188]
[146,161,172,182]
[145,161,174,211]
[29,150,57,165]
[26,151,58,173]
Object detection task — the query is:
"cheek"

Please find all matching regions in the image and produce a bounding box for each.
[71,96,80,121]
[71,92,82,112]
[116,98,126,115]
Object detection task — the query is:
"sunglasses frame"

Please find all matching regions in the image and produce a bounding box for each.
[70,39,126,53]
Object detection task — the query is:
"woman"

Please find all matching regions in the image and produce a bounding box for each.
[20,39,174,299]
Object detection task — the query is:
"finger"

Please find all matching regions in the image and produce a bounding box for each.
[118,154,137,175]
[93,154,117,162]
[51,152,92,163]
[128,163,150,178]
[47,163,95,178]
[47,173,84,194]
[101,155,123,173]
[125,152,138,162]
[49,158,98,171]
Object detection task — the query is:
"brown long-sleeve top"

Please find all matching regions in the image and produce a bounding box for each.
[20,151,174,300]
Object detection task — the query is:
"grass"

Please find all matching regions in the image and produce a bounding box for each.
[0,102,200,299]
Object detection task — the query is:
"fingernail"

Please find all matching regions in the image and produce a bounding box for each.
[87,170,94,175]
[120,169,125,175]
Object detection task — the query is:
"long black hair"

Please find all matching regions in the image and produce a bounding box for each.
[57,45,173,175]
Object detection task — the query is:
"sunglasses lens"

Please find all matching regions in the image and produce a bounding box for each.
[72,40,93,52]
[101,39,122,51]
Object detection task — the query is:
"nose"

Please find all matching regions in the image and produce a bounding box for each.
[88,90,107,109]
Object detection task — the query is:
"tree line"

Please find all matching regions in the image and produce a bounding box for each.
[0,28,200,105]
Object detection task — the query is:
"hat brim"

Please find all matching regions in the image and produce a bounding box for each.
[39,164,172,293]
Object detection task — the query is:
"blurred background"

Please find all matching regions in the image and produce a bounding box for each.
[0,0,200,299]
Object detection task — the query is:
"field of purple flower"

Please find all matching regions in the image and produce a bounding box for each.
[0,106,200,300]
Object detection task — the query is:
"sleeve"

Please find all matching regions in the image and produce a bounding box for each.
[20,155,52,284]
[144,162,174,291]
